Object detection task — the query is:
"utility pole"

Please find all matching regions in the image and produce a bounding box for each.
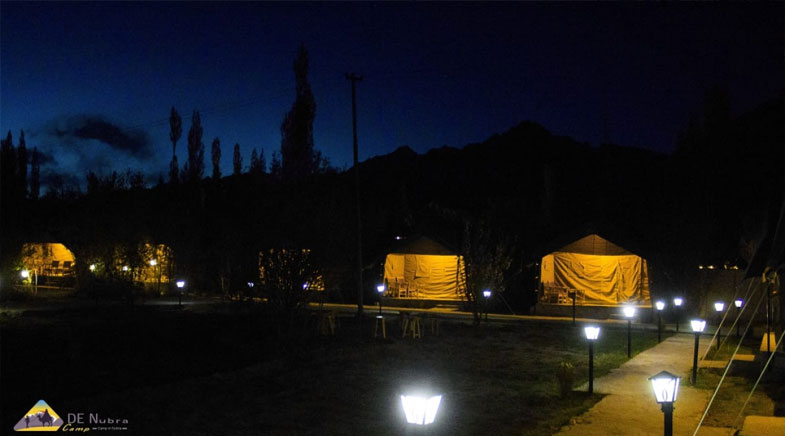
[346,73,364,318]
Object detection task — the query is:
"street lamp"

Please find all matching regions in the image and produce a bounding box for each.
[400,394,442,426]
[623,305,636,358]
[584,326,600,394]
[149,259,157,266]
[176,280,185,307]
[690,319,706,385]
[655,301,666,343]
[649,370,681,436]
[714,301,725,350]
[673,297,683,332]
[20,269,29,279]
[734,299,743,338]
[377,284,386,316]
[483,289,492,321]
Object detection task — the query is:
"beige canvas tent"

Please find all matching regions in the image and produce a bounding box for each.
[382,237,466,300]
[21,243,76,277]
[540,234,651,305]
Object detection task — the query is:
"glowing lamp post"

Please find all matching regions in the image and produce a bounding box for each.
[655,301,666,343]
[673,297,683,332]
[690,319,706,385]
[649,370,681,436]
[483,289,492,321]
[584,326,600,394]
[734,299,743,338]
[400,394,442,426]
[714,301,725,350]
[176,280,185,307]
[20,269,29,279]
[623,305,636,358]
[377,284,386,316]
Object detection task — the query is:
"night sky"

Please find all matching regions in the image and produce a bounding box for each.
[1,2,783,188]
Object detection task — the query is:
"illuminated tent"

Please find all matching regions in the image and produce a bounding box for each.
[21,243,76,276]
[540,234,651,305]
[382,237,466,300]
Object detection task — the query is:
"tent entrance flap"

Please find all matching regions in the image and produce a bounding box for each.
[383,254,465,300]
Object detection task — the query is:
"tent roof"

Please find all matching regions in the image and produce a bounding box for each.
[552,234,634,256]
[388,236,457,256]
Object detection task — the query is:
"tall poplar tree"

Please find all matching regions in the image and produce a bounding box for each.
[211,137,221,180]
[184,111,205,183]
[169,107,182,183]
[233,143,242,176]
[280,44,317,180]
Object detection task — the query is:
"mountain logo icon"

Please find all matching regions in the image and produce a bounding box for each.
[13,400,64,431]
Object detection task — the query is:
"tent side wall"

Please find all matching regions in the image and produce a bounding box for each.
[541,251,651,305]
[383,253,466,300]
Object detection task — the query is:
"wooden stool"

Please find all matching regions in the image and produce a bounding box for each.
[374,315,387,339]
[425,314,440,336]
[405,315,422,339]
[318,311,336,336]
[400,312,410,337]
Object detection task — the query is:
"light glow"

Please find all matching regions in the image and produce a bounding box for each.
[89,264,96,271]
[149,259,157,266]
[734,299,743,308]
[400,395,442,425]
[584,326,600,340]
[482,289,491,298]
[655,301,665,311]
[122,265,129,272]
[714,301,725,312]
[20,269,30,279]
[377,284,386,294]
[247,282,254,288]
[673,297,683,307]
[691,319,706,333]
[623,305,636,318]
[176,280,185,289]
[649,370,680,403]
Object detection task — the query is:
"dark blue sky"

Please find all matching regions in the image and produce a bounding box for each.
[1,2,783,187]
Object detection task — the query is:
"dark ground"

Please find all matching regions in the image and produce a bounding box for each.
[1,301,678,435]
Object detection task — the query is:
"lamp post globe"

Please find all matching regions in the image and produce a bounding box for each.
[400,393,443,426]
[584,326,600,393]
[734,299,743,338]
[623,305,636,358]
[482,289,491,321]
[714,301,725,349]
[690,319,706,385]
[377,284,386,316]
[655,301,665,343]
[673,297,684,332]
[649,370,681,436]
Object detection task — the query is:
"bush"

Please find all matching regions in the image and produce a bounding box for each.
[556,361,575,398]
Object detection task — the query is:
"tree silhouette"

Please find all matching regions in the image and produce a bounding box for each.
[270,151,282,179]
[17,130,27,198]
[30,147,40,200]
[211,137,221,180]
[233,143,242,176]
[250,148,262,174]
[280,44,317,180]
[184,111,205,183]
[169,107,182,184]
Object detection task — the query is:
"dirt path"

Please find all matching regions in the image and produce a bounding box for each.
[554,333,734,436]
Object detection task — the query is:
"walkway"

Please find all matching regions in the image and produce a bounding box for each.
[554,333,734,436]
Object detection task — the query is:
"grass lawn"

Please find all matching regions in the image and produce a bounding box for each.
[1,302,665,435]
[694,336,780,427]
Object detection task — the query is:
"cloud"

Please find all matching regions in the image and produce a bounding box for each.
[47,115,153,158]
